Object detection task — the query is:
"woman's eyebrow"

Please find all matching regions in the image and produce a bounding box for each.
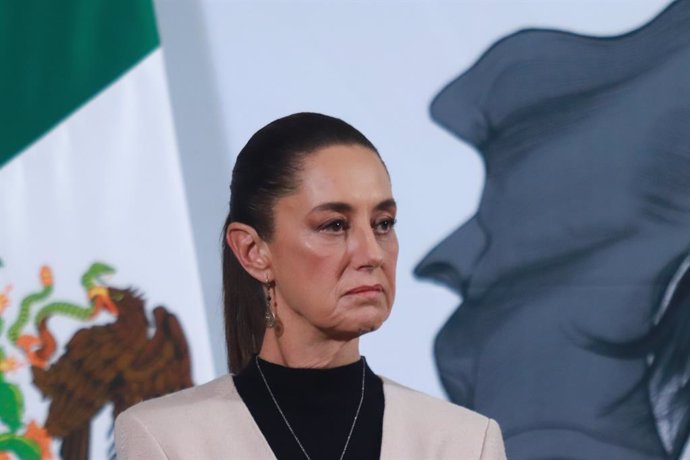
[375,198,397,211]
[310,202,352,214]
[310,198,396,214]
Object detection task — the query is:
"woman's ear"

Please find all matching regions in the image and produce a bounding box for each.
[226,222,271,281]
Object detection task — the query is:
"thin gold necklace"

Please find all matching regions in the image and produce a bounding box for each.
[255,356,367,460]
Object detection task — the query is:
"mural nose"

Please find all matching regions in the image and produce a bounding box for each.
[414,216,488,296]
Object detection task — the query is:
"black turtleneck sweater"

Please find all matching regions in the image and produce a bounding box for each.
[233,356,384,460]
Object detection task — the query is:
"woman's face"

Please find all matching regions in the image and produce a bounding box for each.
[267,144,398,341]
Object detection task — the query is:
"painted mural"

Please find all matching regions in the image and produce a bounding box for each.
[416,0,690,458]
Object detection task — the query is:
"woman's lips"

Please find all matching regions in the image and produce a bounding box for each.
[345,284,384,296]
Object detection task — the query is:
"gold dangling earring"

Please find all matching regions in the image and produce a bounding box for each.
[264,274,276,328]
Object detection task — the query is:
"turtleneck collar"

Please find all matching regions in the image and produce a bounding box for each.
[252,355,367,391]
[233,354,384,460]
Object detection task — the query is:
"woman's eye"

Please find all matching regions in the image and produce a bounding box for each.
[374,218,397,234]
[321,219,349,233]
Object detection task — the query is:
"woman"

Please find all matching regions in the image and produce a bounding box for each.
[115,113,505,459]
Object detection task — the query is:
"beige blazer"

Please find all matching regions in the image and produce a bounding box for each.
[115,374,506,459]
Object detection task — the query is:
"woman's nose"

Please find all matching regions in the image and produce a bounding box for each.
[350,223,385,269]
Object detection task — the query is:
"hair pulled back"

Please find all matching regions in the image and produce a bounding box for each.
[222,112,379,373]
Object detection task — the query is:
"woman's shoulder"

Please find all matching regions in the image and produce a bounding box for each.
[380,376,506,459]
[380,376,486,424]
[115,374,277,459]
[118,374,238,423]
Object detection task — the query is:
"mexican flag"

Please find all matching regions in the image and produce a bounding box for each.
[0,1,215,459]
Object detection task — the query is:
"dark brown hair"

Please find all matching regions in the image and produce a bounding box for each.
[222,112,379,373]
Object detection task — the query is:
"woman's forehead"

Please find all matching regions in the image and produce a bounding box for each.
[270,145,392,216]
[298,145,392,200]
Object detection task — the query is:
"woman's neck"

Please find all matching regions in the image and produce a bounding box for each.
[259,329,360,369]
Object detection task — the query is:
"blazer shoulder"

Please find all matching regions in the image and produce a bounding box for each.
[117,374,238,426]
[115,374,277,459]
[380,376,506,459]
[381,376,488,426]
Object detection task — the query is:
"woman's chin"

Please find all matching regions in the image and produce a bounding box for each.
[348,312,389,337]
[356,324,379,337]
[323,314,387,340]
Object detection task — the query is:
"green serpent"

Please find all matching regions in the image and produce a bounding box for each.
[33,262,116,325]
[7,269,52,345]
[7,262,116,344]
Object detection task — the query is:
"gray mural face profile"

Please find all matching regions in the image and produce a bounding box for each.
[415,0,690,458]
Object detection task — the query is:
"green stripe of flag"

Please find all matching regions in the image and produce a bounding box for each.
[0,0,160,167]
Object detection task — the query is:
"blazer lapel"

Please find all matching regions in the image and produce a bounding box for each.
[224,376,278,459]
[380,376,412,459]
